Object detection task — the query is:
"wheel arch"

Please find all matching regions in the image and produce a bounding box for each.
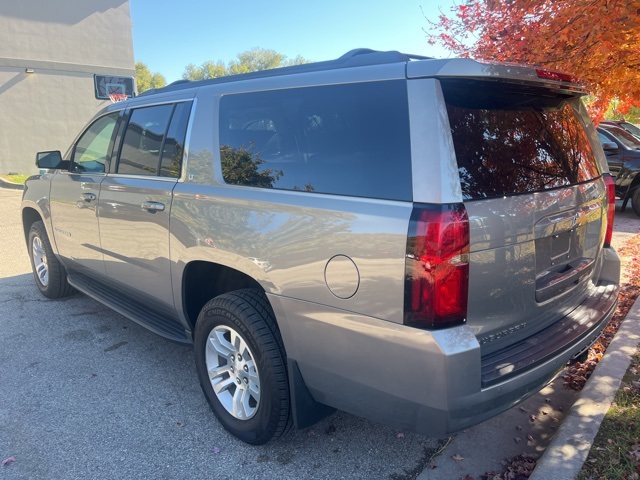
[182,260,266,332]
[22,207,44,244]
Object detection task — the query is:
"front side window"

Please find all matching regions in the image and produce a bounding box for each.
[218,81,412,201]
[73,113,119,173]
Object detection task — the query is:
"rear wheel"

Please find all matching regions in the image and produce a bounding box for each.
[194,289,291,445]
[28,221,73,298]
[631,188,640,217]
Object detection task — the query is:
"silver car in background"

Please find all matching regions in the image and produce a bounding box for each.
[22,49,619,444]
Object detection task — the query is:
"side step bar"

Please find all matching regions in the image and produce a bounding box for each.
[67,272,190,344]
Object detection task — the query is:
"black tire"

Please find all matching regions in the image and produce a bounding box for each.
[27,220,74,299]
[631,188,640,217]
[194,289,291,445]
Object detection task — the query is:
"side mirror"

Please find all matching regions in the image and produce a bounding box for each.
[601,142,618,152]
[36,150,63,169]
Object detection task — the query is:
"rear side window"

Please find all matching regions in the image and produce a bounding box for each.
[218,81,412,200]
[160,102,191,178]
[441,80,600,200]
[117,102,191,177]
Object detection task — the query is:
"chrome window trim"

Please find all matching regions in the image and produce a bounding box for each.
[122,98,194,109]
[103,173,179,182]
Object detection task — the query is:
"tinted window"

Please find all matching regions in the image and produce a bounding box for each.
[598,132,613,145]
[160,102,191,178]
[442,80,600,200]
[601,125,640,150]
[73,113,119,173]
[118,104,174,175]
[219,81,412,200]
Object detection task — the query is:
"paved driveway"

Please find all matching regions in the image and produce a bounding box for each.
[4,186,638,480]
[0,188,442,480]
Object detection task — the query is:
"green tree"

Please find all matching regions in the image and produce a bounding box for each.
[182,60,226,81]
[606,102,640,124]
[182,48,307,81]
[135,62,167,93]
[220,145,282,188]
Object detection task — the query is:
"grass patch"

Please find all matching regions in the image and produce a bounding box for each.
[578,347,640,480]
[0,174,29,184]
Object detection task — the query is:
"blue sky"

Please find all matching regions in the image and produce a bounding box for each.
[129,0,459,83]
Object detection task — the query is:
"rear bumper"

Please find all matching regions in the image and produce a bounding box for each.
[268,250,619,435]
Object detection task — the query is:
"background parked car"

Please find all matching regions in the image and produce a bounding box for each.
[598,124,640,215]
[601,120,640,140]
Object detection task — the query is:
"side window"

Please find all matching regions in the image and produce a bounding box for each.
[117,104,174,176]
[116,102,192,177]
[218,81,412,201]
[73,113,119,173]
[160,102,191,178]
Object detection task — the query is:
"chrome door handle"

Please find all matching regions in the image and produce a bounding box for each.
[81,193,97,202]
[141,201,165,212]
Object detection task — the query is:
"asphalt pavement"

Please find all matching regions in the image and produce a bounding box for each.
[0,187,443,479]
[2,185,639,480]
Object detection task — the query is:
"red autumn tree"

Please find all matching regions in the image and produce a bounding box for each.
[426,0,640,121]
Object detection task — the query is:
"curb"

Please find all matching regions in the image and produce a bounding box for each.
[0,177,25,190]
[530,296,640,480]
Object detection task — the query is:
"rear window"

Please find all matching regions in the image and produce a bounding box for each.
[218,81,412,201]
[441,80,600,200]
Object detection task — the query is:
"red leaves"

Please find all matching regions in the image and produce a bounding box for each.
[425,0,640,122]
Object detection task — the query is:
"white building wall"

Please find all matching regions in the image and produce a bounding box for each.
[0,0,135,173]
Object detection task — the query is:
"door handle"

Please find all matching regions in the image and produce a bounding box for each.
[80,193,97,202]
[141,201,165,212]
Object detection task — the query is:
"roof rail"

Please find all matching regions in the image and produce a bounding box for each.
[139,48,433,97]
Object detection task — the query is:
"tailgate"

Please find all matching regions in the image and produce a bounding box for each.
[440,78,609,358]
[465,180,607,355]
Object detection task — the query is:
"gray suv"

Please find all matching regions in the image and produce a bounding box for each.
[22,49,620,445]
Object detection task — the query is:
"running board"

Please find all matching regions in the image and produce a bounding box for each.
[67,272,190,344]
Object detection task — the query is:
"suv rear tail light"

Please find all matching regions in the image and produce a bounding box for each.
[404,203,469,329]
[604,174,616,247]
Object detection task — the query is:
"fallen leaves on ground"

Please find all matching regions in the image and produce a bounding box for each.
[480,453,537,479]
[489,233,640,480]
[564,236,640,391]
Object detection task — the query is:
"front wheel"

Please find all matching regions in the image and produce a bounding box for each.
[194,289,291,445]
[28,221,74,299]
